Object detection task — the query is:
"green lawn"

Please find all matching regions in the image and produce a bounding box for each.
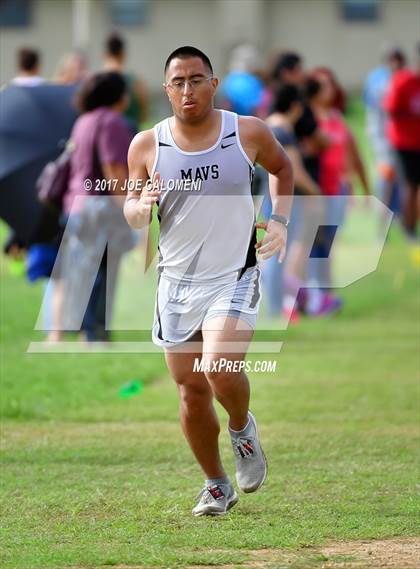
[0,100,419,568]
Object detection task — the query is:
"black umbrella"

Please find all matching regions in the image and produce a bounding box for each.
[0,83,79,242]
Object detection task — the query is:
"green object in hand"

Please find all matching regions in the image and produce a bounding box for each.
[119,379,144,399]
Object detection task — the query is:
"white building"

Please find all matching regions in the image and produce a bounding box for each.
[1,0,419,91]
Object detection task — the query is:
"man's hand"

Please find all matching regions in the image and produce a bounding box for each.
[136,172,162,218]
[124,129,158,229]
[255,220,287,263]
[124,172,162,229]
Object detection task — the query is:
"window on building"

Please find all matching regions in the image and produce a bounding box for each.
[341,0,380,22]
[110,0,149,26]
[0,0,30,27]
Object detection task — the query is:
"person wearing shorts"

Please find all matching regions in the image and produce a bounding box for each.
[124,46,293,516]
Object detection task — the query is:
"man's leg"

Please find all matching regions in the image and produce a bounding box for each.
[164,338,226,480]
[201,316,267,493]
[201,316,253,431]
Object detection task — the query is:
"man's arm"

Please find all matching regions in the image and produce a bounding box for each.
[239,116,294,262]
[124,129,160,229]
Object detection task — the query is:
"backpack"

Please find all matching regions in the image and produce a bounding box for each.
[36,142,73,210]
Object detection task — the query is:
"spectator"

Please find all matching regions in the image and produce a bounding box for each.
[364,47,406,213]
[305,71,370,314]
[308,68,370,202]
[61,72,134,342]
[269,52,329,188]
[12,47,46,87]
[220,44,265,116]
[384,45,420,241]
[261,52,334,319]
[261,84,322,322]
[311,66,347,113]
[9,47,57,338]
[104,33,148,132]
[53,50,89,85]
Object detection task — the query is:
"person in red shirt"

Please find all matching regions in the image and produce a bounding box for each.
[308,68,370,200]
[384,47,420,239]
[303,70,370,315]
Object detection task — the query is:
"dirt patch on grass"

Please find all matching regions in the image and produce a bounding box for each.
[171,537,419,568]
[247,538,420,568]
[65,537,420,568]
[319,536,420,568]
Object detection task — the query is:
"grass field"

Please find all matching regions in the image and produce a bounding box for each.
[1,100,419,568]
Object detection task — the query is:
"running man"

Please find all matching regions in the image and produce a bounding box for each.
[124,46,293,516]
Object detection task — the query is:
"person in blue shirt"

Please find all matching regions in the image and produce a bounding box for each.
[363,47,406,214]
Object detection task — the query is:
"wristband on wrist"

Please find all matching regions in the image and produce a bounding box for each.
[270,214,290,228]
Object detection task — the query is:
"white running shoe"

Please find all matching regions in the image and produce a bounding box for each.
[192,483,239,516]
[229,411,268,493]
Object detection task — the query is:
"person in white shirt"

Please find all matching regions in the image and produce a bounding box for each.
[125,46,294,517]
[11,47,46,87]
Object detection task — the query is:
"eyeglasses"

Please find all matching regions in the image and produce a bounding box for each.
[164,76,214,92]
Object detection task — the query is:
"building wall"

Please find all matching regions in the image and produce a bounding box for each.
[267,0,420,87]
[0,0,72,84]
[88,0,219,86]
[1,0,418,91]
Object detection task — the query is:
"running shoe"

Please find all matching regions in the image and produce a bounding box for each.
[229,411,268,493]
[192,483,239,516]
[307,293,343,317]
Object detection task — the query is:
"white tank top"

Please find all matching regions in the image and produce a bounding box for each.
[152,109,257,283]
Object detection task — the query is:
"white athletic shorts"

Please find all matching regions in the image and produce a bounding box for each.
[152,266,261,349]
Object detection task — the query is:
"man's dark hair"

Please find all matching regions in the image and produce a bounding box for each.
[386,47,406,68]
[106,33,125,57]
[272,52,302,80]
[17,48,40,72]
[164,46,213,75]
[76,71,126,113]
[304,77,322,101]
[271,84,301,113]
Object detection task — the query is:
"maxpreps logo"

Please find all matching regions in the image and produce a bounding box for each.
[193,358,277,374]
